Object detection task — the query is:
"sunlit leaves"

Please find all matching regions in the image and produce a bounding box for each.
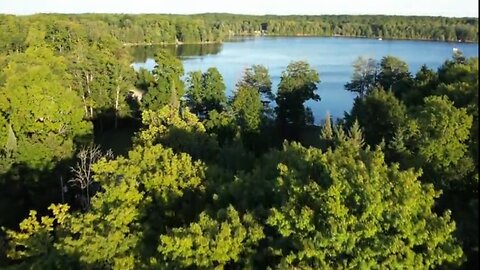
[159,206,264,269]
[0,46,92,169]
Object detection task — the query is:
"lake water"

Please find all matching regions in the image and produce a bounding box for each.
[131,37,478,124]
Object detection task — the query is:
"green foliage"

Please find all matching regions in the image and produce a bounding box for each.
[348,55,479,268]
[232,86,263,133]
[159,206,264,269]
[347,88,408,146]
[1,13,478,270]
[0,16,28,53]
[276,61,320,140]
[57,143,207,269]
[0,46,92,170]
[68,43,135,120]
[4,204,73,269]
[186,67,227,117]
[0,115,15,173]
[262,141,463,269]
[236,65,273,101]
[345,57,378,98]
[137,105,219,161]
[0,14,477,57]
[378,56,412,95]
[318,112,334,150]
[400,65,439,105]
[141,50,184,111]
[411,96,473,187]
[204,110,238,146]
[5,204,69,261]
[6,108,467,269]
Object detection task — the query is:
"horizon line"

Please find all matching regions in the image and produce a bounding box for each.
[1,12,477,19]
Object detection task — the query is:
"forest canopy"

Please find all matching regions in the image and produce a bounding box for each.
[0,13,478,55]
[0,12,478,270]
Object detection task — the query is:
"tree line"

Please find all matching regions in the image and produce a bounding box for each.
[0,14,478,269]
[0,13,478,55]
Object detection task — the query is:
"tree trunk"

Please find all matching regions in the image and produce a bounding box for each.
[81,95,89,117]
[115,85,120,129]
[85,73,94,118]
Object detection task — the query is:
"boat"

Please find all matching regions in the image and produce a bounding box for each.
[378,37,382,41]
[453,47,459,52]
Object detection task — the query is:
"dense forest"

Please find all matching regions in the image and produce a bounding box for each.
[0,13,478,54]
[0,13,478,269]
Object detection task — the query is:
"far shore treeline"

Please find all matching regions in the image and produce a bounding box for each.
[0,13,478,53]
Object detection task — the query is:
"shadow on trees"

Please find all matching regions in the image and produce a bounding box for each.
[92,113,142,157]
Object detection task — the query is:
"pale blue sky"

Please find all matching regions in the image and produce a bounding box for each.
[0,0,478,17]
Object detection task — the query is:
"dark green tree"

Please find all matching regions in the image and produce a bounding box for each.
[347,87,408,147]
[378,56,412,97]
[141,50,184,111]
[276,61,320,141]
[185,67,226,118]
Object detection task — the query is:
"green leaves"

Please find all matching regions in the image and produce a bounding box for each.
[186,67,227,117]
[232,85,263,133]
[261,142,463,269]
[236,64,273,101]
[57,142,208,269]
[415,96,472,169]
[345,56,378,98]
[136,105,219,161]
[348,87,408,147]
[0,46,92,170]
[5,204,70,261]
[276,61,320,140]
[141,50,185,111]
[2,21,476,269]
[159,206,264,269]
[277,61,320,101]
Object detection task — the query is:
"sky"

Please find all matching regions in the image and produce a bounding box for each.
[0,0,478,17]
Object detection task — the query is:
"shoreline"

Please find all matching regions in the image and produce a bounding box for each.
[123,41,222,46]
[123,35,477,47]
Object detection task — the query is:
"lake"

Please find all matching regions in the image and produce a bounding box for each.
[131,37,478,124]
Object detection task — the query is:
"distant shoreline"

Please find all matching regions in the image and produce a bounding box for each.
[123,34,477,47]
[123,41,222,46]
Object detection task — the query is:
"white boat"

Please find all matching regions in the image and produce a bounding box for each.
[378,37,382,41]
[453,47,459,52]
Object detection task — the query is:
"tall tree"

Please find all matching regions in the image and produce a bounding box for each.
[141,50,184,111]
[377,56,412,96]
[411,96,474,190]
[236,64,273,101]
[345,56,378,98]
[69,43,135,123]
[275,61,320,140]
[185,67,226,118]
[260,140,463,269]
[232,86,263,133]
[136,105,219,161]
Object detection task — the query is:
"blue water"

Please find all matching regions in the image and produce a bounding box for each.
[132,37,478,124]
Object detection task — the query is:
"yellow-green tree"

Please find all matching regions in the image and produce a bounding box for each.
[0,46,92,170]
